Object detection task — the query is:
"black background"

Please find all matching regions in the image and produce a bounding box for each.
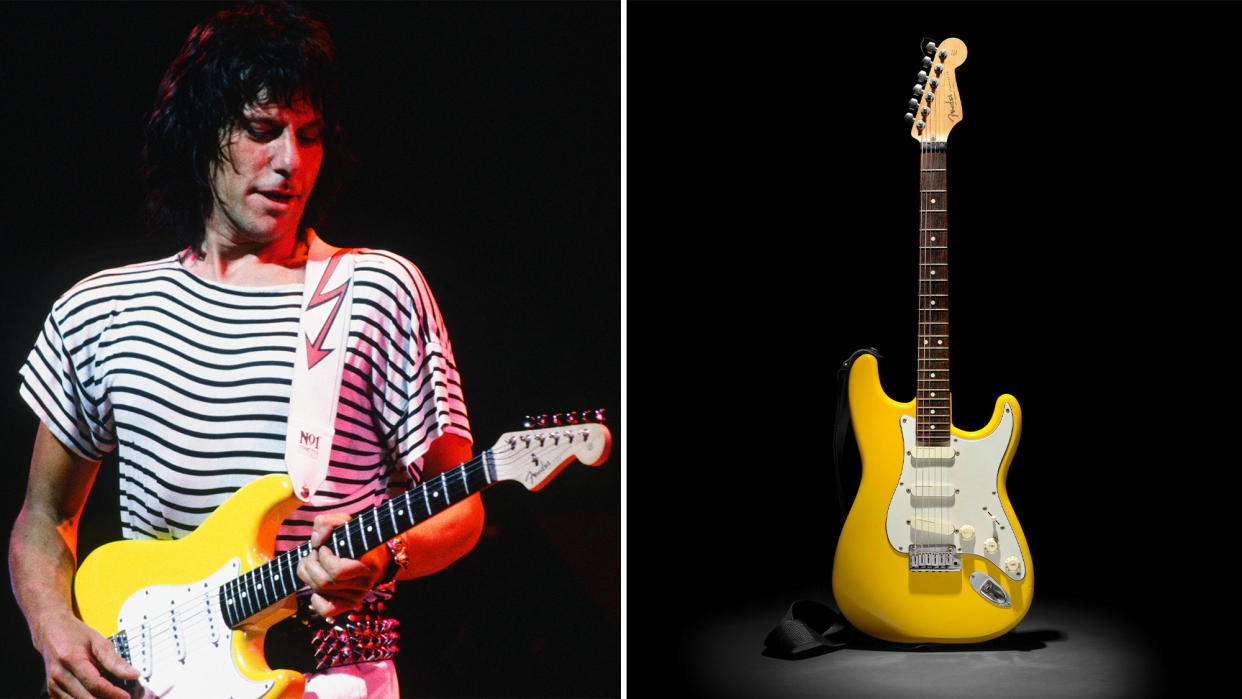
[626,1,1233,694]
[0,0,1236,696]
[0,2,618,697]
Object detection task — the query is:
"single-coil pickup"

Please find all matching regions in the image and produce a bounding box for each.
[908,516,955,536]
[909,444,956,467]
[905,481,956,506]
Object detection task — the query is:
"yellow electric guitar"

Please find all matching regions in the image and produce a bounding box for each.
[830,38,1033,644]
[74,413,611,698]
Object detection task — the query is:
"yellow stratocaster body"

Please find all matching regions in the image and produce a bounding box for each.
[75,474,304,698]
[830,38,1033,644]
[832,353,1033,643]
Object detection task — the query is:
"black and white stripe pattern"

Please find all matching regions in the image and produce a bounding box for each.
[20,250,471,547]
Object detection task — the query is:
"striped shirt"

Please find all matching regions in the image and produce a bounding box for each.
[19,249,471,549]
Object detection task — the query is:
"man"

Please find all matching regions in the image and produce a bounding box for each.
[8,3,484,697]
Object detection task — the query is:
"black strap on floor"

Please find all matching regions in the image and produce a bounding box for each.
[763,600,853,658]
[765,348,879,658]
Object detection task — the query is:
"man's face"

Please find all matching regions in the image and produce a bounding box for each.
[205,100,324,246]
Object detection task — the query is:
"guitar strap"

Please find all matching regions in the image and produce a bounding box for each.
[763,347,879,658]
[285,231,356,503]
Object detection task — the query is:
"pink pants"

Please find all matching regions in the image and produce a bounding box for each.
[303,660,400,699]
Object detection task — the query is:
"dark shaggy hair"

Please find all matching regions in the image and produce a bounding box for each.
[140,2,352,251]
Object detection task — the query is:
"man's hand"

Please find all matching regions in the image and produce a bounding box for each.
[296,514,387,618]
[33,610,138,699]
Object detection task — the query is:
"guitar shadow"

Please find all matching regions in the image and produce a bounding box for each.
[850,627,1063,653]
[761,626,1063,660]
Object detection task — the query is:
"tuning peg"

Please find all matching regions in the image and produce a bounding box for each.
[592,408,607,423]
[538,414,550,427]
[904,113,915,125]
[564,412,580,424]
[929,77,939,89]
[912,85,925,97]
[925,40,937,56]
[922,56,932,70]
[551,413,564,426]
[916,70,927,85]
[523,415,538,429]
[938,48,948,60]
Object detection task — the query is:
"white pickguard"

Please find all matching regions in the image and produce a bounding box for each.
[885,402,1026,580]
[115,558,275,699]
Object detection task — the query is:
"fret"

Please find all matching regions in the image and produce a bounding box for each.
[240,578,255,620]
[358,512,372,551]
[262,566,274,606]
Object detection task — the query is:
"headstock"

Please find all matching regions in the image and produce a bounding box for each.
[491,409,612,490]
[904,38,967,143]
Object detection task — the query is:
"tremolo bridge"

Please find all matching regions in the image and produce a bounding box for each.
[908,544,961,571]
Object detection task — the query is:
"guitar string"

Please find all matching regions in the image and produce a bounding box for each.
[112,454,497,647]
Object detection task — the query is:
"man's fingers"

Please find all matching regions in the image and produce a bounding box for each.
[309,513,351,547]
[47,657,130,699]
[299,547,374,589]
[90,634,139,680]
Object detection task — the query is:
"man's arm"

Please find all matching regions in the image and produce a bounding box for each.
[298,433,485,617]
[9,423,139,699]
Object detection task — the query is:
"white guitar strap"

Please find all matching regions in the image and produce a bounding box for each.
[285,231,356,503]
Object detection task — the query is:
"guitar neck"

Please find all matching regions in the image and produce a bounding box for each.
[218,453,497,626]
[916,142,950,445]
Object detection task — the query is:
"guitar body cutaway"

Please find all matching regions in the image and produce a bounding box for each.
[831,353,1034,644]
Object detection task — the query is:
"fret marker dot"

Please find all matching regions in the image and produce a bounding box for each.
[924,339,929,345]
[931,409,937,414]
[930,300,936,305]
[931,198,937,204]
[937,340,943,345]
[931,392,936,397]
[931,236,936,242]
[930,270,936,275]
[930,373,936,378]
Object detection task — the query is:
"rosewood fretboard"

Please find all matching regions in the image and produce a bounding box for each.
[916,142,950,446]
